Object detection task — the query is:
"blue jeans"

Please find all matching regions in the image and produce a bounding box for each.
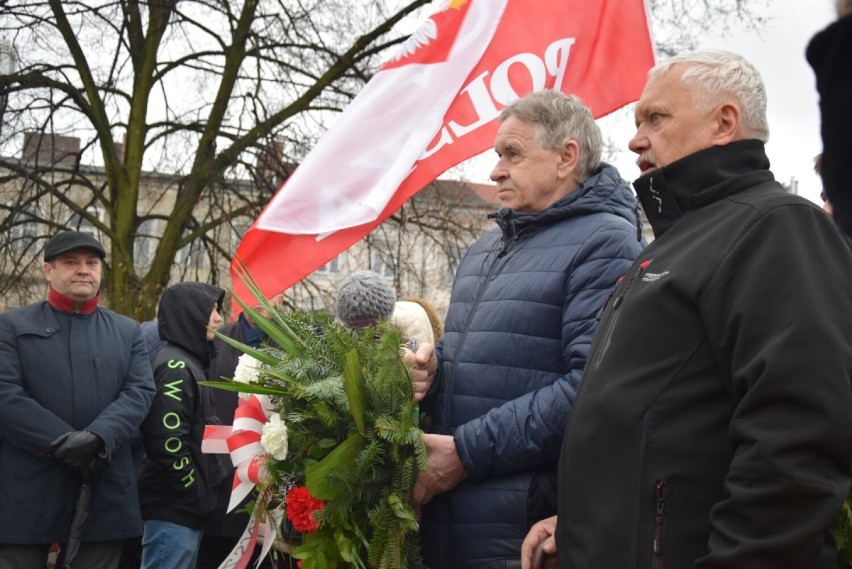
[140,520,203,569]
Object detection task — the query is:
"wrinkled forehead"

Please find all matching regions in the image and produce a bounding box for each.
[634,69,688,118]
[644,64,688,97]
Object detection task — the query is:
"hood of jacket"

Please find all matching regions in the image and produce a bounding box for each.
[632,139,776,238]
[157,282,225,362]
[492,162,642,240]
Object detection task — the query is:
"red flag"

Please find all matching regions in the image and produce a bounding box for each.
[231,0,655,305]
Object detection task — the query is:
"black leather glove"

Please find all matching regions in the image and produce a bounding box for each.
[50,430,105,473]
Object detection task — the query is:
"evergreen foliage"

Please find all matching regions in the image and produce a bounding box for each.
[204,297,426,569]
[835,485,852,568]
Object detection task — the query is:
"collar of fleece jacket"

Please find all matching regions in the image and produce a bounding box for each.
[632,139,774,238]
[157,282,225,363]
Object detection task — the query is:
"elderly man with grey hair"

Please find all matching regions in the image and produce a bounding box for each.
[407,89,644,568]
[522,50,852,569]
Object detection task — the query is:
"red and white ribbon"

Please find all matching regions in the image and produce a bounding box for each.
[203,394,281,569]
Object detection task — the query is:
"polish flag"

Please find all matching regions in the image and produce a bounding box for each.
[232,0,655,304]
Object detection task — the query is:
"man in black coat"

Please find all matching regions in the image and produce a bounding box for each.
[807,0,852,236]
[0,231,155,569]
[522,50,852,569]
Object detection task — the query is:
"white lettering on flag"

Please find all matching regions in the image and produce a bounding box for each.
[231,0,657,306]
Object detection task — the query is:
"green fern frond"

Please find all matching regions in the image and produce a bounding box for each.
[208,306,424,568]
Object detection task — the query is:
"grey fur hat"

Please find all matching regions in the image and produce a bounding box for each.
[335,271,396,328]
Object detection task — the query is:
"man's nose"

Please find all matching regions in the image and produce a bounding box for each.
[490,162,506,182]
[628,130,646,154]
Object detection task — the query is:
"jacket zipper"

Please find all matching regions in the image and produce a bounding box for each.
[653,479,668,569]
[613,261,646,309]
[443,223,515,424]
[498,217,520,258]
[595,276,622,321]
[592,262,648,369]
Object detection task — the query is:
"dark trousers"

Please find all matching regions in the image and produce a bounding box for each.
[0,540,122,569]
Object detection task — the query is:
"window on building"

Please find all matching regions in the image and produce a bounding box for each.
[175,233,210,269]
[134,219,160,272]
[67,206,104,240]
[230,218,253,254]
[369,241,395,278]
[8,201,43,254]
[316,252,346,274]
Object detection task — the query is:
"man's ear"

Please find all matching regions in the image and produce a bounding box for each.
[558,140,580,179]
[712,103,741,145]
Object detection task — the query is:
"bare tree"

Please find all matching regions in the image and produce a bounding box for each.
[0,0,769,319]
[648,0,771,57]
[0,0,430,318]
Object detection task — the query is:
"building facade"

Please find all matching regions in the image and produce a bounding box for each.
[0,133,499,319]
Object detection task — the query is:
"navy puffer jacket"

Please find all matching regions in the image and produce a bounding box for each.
[420,163,644,568]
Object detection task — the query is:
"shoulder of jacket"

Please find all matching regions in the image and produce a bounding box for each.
[730,183,821,218]
[566,208,636,229]
[466,227,503,251]
[538,211,637,242]
[7,301,48,316]
[95,306,139,327]
[0,302,55,333]
[156,345,205,376]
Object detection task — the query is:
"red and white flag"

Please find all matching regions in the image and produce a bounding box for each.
[232,0,655,303]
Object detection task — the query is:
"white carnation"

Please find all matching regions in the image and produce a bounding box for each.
[233,353,263,398]
[261,414,289,461]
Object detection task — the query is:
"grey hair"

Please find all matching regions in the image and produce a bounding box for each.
[499,90,603,181]
[648,49,769,142]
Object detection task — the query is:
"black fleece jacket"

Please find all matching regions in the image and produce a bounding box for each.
[556,140,852,569]
[138,282,230,528]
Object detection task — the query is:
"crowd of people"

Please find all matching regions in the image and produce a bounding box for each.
[1,5,851,568]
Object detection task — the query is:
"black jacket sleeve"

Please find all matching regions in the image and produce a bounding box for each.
[141,356,202,496]
[698,203,852,568]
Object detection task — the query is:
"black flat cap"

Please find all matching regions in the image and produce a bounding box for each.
[43,231,106,262]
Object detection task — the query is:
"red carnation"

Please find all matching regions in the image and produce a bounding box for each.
[285,485,325,533]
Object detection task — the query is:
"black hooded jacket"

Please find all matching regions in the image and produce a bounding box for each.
[138,282,230,528]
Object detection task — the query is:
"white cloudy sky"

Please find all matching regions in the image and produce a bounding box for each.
[708,0,836,204]
[611,0,837,205]
[454,0,838,205]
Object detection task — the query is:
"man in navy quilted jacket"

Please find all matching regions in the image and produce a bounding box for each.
[408,90,644,569]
